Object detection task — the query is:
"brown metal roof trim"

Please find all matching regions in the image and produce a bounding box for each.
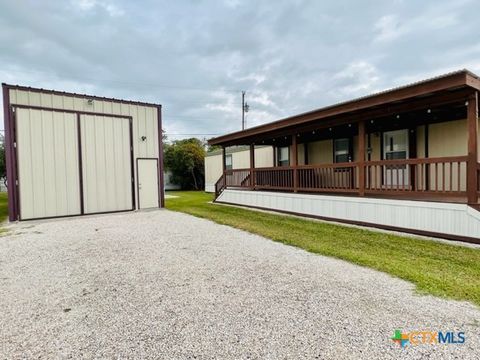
[209,69,480,146]
[2,83,161,108]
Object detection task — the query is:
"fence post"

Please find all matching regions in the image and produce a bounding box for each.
[467,92,478,204]
[222,146,227,188]
[358,121,366,196]
[358,120,365,196]
[249,143,255,189]
[292,135,298,192]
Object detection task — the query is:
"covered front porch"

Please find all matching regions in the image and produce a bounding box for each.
[211,71,480,208]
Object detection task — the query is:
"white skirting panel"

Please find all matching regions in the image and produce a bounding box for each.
[216,190,480,239]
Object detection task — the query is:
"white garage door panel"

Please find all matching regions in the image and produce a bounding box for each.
[16,108,81,219]
[80,115,133,214]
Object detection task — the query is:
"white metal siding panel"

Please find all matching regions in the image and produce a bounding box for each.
[16,108,81,219]
[81,115,132,213]
[217,190,480,239]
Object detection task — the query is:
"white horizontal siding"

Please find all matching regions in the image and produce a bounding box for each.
[217,190,480,239]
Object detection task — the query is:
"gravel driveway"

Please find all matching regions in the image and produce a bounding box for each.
[1,210,479,359]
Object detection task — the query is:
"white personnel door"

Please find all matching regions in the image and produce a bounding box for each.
[137,159,159,209]
[383,129,409,187]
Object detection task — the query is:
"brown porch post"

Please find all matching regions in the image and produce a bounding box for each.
[222,146,227,187]
[292,135,298,192]
[358,121,366,196]
[249,143,255,188]
[467,91,478,204]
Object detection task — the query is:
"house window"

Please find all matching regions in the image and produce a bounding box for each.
[277,146,290,167]
[225,154,233,170]
[334,138,351,163]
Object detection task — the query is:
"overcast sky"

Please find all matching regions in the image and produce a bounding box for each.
[1,0,479,141]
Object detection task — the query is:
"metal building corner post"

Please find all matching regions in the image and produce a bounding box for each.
[158,105,165,208]
[292,135,298,192]
[467,91,478,204]
[249,143,255,189]
[2,84,17,221]
[358,120,366,196]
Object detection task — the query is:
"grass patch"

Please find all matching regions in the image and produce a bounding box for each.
[166,191,480,306]
[0,192,8,223]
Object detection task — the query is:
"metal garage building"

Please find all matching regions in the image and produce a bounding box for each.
[2,84,164,221]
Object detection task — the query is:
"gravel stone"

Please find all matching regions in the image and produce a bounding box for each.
[0,209,479,359]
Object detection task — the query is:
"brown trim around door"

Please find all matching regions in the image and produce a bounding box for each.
[76,113,85,215]
[129,118,136,211]
[136,158,160,210]
[3,85,17,221]
[157,106,165,208]
[12,108,20,221]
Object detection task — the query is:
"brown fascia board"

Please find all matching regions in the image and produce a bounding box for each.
[209,69,479,146]
[2,83,161,108]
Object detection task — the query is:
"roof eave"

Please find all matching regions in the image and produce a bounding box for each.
[209,69,477,146]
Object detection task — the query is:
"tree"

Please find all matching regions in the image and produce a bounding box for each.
[164,138,205,190]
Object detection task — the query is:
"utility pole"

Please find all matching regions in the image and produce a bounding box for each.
[242,91,249,130]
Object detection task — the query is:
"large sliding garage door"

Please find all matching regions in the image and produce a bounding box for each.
[15,109,134,220]
[80,115,134,214]
[16,108,81,220]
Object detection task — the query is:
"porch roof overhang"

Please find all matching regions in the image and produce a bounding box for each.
[209,69,480,147]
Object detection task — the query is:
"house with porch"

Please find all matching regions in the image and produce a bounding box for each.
[208,70,480,243]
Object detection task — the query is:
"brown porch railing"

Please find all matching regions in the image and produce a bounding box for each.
[224,169,251,188]
[214,174,225,198]
[365,156,468,195]
[254,166,294,190]
[296,163,358,192]
[214,156,471,202]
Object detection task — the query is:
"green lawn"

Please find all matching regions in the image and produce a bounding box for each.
[0,192,8,223]
[166,191,480,306]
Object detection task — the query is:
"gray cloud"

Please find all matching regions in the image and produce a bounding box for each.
[1,0,479,140]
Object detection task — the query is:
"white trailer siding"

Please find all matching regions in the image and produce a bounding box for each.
[204,146,274,192]
[5,85,163,221]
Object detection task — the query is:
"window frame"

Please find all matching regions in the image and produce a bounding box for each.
[277,146,290,167]
[333,137,352,163]
[225,154,233,170]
